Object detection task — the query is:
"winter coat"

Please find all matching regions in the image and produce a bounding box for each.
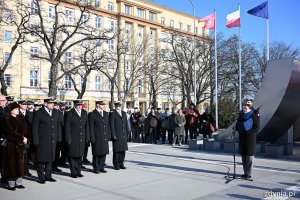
[2,115,29,180]
[161,112,171,129]
[65,108,90,157]
[110,110,129,152]
[32,108,61,162]
[89,109,111,156]
[174,115,186,136]
[168,113,177,130]
[237,111,260,156]
[185,108,200,128]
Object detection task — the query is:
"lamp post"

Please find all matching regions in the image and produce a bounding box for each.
[189,0,197,105]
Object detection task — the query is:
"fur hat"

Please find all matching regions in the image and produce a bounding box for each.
[8,102,20,112]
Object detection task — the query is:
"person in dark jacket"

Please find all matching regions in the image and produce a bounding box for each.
[2,102,30,190]
[32,98,61,184]
[167,108,177,145]
[110,102,129,170]
[89,101,111,173]
[0,95,8,180]
[200,107,215,139]
[18,100,33,176]
[147,107,160,144]
[65,100,90,178]
[130,107,142,142]
[52,100,63,172]
[236,103,260,180]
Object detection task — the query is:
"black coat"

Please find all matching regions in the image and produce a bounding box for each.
[89,109,111,156]
[2,115,29,180]
[65,108,90,157]
[19,110,33,141]
[238,111,260,156]
[110,110,129,152]
[32,108,61,162]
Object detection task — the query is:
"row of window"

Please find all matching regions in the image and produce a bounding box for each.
[4,70,144,92]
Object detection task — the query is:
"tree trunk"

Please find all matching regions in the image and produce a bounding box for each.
[48,63,58,98]
[109,80,115,110]
[0,70,8,96]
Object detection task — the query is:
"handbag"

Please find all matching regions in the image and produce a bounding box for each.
[0,138,7,147]
[209,123,216,132]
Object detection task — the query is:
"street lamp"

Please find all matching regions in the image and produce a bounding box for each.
[189,0,197,105]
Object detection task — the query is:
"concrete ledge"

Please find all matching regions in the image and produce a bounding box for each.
[255,143,262,155]
[189,139,202,150]
[265,145,284,158]
[257,141,271,153]
[203,139,220,151]
[283,143,293,155]
[223,142,239,153]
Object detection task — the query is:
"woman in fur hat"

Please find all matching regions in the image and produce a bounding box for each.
[2,102,29,190]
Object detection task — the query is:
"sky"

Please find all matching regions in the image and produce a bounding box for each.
[149,0,300,49]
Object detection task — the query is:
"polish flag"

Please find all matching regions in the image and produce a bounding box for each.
[226,10,240,28]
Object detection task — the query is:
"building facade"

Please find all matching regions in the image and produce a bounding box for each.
[0,0,209,113]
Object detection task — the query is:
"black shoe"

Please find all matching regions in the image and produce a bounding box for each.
[82,158,90,163]
[114,166,120,170]
[119,166,126,169]
[241,174,247,178]
[26,172,32,176]
[100,169,107,173]
[38,179,46,184]
[71,174,77,178]
[77,174,84,178]
[94,170,100,174]
[7,186,16,191]
[16,185,25,189]
[46,178,56,182]
[245,176,253,181]
[53,167,62,172]
[81,165,86,169]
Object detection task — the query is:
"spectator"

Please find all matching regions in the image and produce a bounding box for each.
[185,103,200,140]
[200,107,216,139]
[173,109,186,146]
[161,108,171,144]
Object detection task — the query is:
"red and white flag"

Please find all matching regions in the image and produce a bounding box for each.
[226,9,240,28]
[198,13,215,30]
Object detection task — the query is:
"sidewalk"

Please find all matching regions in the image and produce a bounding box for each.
[1,142,300,200]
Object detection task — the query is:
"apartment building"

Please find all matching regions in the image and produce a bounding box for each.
[1,0,208,112]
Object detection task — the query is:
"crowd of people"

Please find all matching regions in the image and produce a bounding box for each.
[0,94,259,190]
[0,95,130,190]
[126,103,216,145]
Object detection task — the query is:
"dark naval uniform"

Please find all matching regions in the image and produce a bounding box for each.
[110,107,129,170]
[32,106,61,183]
[65,107,90,178]
[89,108,111,173]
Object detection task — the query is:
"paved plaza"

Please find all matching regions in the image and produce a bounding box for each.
[1,142,300,200]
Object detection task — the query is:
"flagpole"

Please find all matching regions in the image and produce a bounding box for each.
[266,18,269,61]
[214,10,218,130]
[238,4,242,110]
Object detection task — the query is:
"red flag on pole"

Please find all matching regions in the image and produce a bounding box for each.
[226,9,240,28]
[198,13,215,30]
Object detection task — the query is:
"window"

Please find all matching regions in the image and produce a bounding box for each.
[170,20,174,28]
[150,29,155,43]
[138,79,143,93]
[137,9,144,18]
[65,9,73,22]
[79,76,84,88]
[125,59,130,70]
[125,78,130,90]
[160,31,167,42]
[4,52,11,64]
[195,27,198,34]
[30,1,38,14]
[125,23,132,35]
[187,24,191,32]
[138,26,143,38]
[149,12,155,21]
[107,40,114,50]
[108,81,111,90]
[30,47,39,57]
[4,74,11,87]
[64,75,72,89]
[108,2,114,11]
[29,24,38,36]
[65,52,72,63]
[81,14,88,26]
[30,69,39,87]
[108,20,114,30]
[179,22,183,30]
[95,16,102,28]
[48,71,51,87]
[95,75,101,90]
[4,31,12,43]
[161,17,165,25]
[48,5,55,18]
[95,0,101,8]
[125,5,131,15]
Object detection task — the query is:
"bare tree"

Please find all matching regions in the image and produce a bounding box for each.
[0,0,30,95]
[26,0,112,98]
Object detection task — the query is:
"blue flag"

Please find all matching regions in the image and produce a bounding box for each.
[247,1,268,19]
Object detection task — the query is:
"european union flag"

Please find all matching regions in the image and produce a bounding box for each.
[247,1,269,19]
